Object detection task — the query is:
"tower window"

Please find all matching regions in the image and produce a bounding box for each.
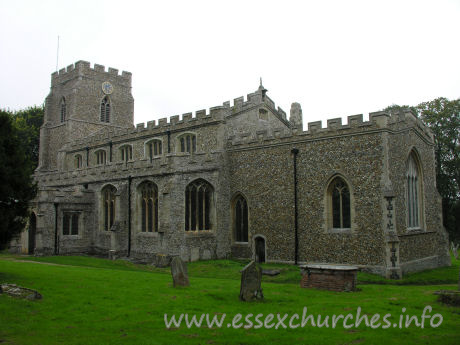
[60,98,66,123]
[100,96,111,123]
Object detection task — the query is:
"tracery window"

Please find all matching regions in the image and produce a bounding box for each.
[233,194,248,242]
[63,213,79,235]
[329,177,351,229]
[100,96,111,123]
[139,182,158,232]
[185,179,213,231]
[146,139,162,160]
[102,185,116,231]
[60,97,66,122]
[407,152,422,228]
[178,134,196,153]
[95,150,107,165]
[75,154,83,169]
[120,145,133,162]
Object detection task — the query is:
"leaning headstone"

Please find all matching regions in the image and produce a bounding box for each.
[239,261,263,301]
[170,257,189,287]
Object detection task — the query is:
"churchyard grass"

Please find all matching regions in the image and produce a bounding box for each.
[0,253,459,345]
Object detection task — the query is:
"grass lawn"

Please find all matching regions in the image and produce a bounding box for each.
[0,253,459,345]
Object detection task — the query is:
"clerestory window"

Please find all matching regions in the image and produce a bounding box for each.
[178,133,196,153]
[120,145,133,162]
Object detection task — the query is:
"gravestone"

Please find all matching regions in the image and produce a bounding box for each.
[0,283,42,300]
[239,261,263,301]
[170,256,189,287]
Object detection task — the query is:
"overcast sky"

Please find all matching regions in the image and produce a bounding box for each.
[1,0,459,128]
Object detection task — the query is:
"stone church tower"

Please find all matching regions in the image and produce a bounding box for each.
[37,60,134,171]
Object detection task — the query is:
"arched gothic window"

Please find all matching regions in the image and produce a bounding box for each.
[328,177,351,229]
[100,96,111,123]
[102,185,116,231]
[185,179,213,231]
[139,182,158,232]
[407,152,422,228]
[178,134,196,153]
[146,139,162,161]
[233,194,248,242]
[60,97,66,122]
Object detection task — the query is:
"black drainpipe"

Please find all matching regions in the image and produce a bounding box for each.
[53,202,59,255]
[85,146,89,167]
[291,148,299,265]
[127,175,132,257]
[109,141,113,162]
[167,130,171,153]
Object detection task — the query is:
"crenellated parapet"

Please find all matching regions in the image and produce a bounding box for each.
[226,109,434,148]
[51,60,132,87]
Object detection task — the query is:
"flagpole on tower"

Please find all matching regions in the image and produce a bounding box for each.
[56,35,60,72]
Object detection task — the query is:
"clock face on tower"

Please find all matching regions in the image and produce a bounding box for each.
[102,81,113,95]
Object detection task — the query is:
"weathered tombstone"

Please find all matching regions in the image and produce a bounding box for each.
[0,284,42,300]
[170,256,189,287]
[239,261,263,301]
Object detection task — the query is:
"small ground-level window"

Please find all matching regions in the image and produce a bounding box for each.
[179,134,196,153]
[120,145,133,162]
[75,154,83,169]
[233,194,248,242]
[63,213,79,235]
[95,150,107,165]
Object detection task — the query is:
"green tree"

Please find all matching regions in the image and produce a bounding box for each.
[417,98,460,241]
[0,111,37,248]
[10,105,44,170]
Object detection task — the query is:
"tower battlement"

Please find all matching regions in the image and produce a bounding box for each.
[51,60,132,86]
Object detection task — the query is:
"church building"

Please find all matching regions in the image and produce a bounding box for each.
[10,60,451,278]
